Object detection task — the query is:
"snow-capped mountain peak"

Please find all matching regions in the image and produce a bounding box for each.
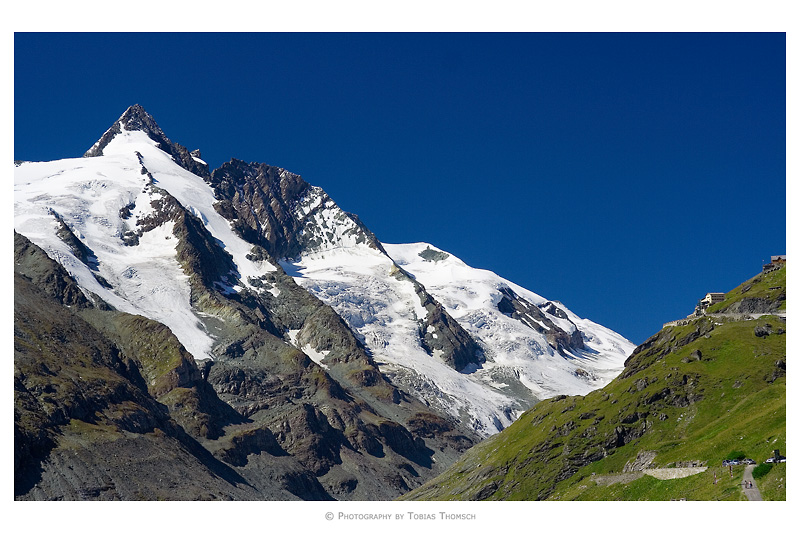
[15,108,279,360]
[84,104,167,156]
[15,105,634,438]
[85,104,209,178]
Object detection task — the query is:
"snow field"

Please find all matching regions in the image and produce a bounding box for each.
[281,245,522,435]
[384,243,635,398]
[14,128,279,360]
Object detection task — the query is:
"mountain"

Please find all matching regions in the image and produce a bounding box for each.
[14,105,633,500]
[401,264,786,501]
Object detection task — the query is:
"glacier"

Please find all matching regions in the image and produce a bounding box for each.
[15,106,635,437]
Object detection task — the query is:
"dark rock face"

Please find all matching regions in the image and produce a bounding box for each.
[754,323,784,338]
[767,359,786,383]
[51,210,96,267]
[201,302,469,500]
[418,293,485,371]
[418,246,450,262]
[497,287,585,354]
[207,159,386,261]
[727,297,785,314]
[681,349,703,364]
[542,301,569,320]
[754,325,771,337]
[208,159,312,259]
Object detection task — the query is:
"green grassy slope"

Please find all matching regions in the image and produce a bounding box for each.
[401,266,787,501]
[707,264,786,314]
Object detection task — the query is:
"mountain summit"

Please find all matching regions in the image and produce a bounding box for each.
[84,104,209,177]
[14,105,634,500]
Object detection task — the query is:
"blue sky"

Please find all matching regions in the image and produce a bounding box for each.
[14,32,786,344]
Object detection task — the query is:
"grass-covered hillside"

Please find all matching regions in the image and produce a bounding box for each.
[402,266,786,501]
[706,263,786,315]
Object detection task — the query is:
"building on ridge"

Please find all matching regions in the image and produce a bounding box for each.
[763,255,786,272]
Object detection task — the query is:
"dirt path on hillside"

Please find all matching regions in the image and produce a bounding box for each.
[742,465,763,501]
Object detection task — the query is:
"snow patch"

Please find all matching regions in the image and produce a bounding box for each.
[302,344,330,369]
[287,329,301,346]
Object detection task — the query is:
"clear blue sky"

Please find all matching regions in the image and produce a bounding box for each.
[14,32,786,344]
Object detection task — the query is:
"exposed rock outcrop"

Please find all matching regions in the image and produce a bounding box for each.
[497,286,584,354]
